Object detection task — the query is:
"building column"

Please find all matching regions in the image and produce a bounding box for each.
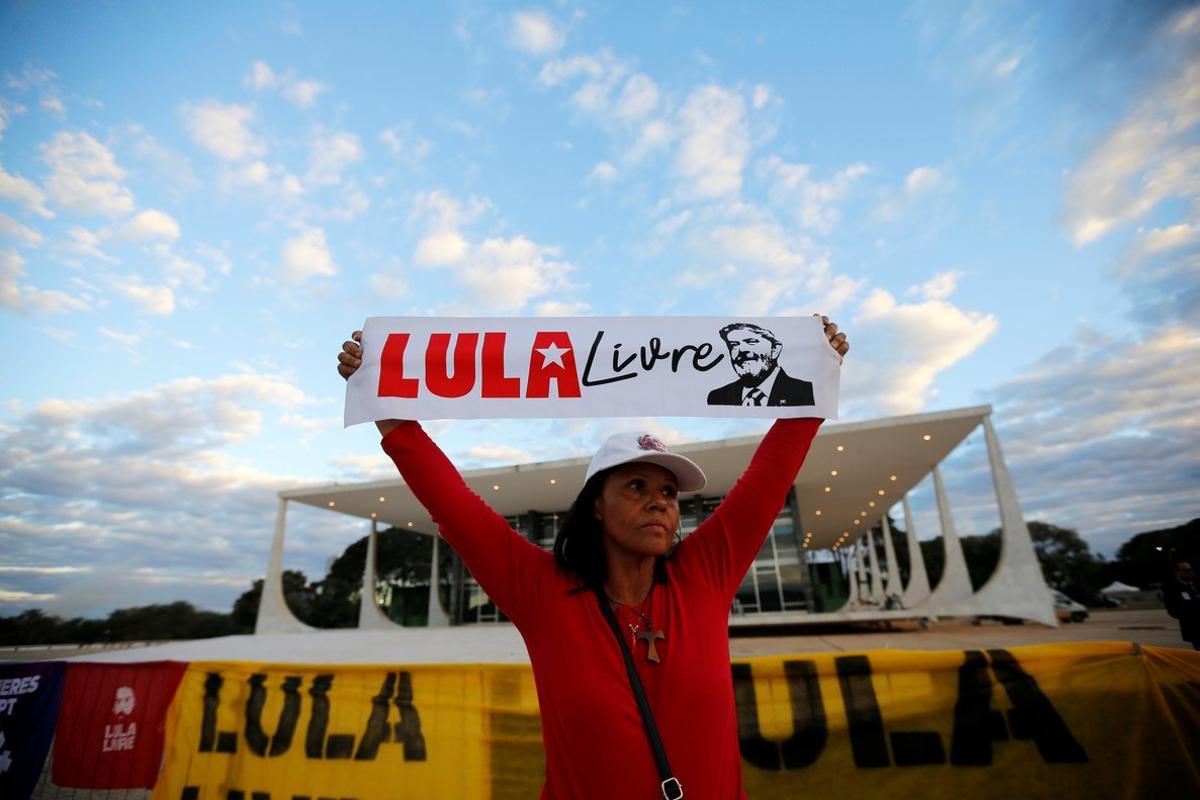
[255,498,315,634]
[426,535,451,627]
[787,487,814,611]
[855,538,867,602]
[847,547,861,607]
[881,513,900,598]
[918,465,974,614]
[963,415,1057,625]
[899,495,931,607]
[866,527,884,603]
[359,518,397,630]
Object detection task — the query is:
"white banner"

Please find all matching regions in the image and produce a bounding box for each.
[344,316,840,425]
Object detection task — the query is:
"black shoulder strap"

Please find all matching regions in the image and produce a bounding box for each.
[594,588,684,800]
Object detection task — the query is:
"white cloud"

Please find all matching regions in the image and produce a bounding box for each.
[677,263,738,289]
[905,165,943,194]
[534,299,590,316]
[917,269,963,300]
[456,235,574,313]
[40,95,66,117]
[465,444,535,463]
[0,590,59,604]
[844,285,997,415]
[1134,223,1198,256]
[114,275,175,315]
[278,412,338,436]
[508,10,565,57]
[682,217,864,315]
[379,125,434,164]
[759,156,870,233]
[587,161,618,183]
[0,566,90,575]
[980,325,1200,553]
[180,100,266,161]
[5,64,56,91]
[0,165,53,219]
[120,208,181,242]
[674,85,749,200]
[0,372,323,615]
[40,131,135,217]
[283,79,327,109]
[98,326,142,347]
[243,60,277,90]
[1,249,92,314]
[615,74,660,120]
[280,226,336,283]
[1063,48,1200,246]
[0,212,44,245]
[538,50,627,117]
[627,119,673,162]
[327,184,370,221]
[538,52,610,87]
[405,190,577,313]
[751,84,772,110]
[60,226,113,263]
[0,100,12,142]
[127,127,199,191]
[368,272,408,298]
[306,130,363,186]
[414,230,469,266]
[409,189,490,232]
[875,164,953,221]
[243,60,327,108]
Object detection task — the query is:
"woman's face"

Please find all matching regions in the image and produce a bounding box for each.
[594,462,681,560]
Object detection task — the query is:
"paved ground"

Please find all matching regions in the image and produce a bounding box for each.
[2,608,1193,663]
[729,607,1193,656]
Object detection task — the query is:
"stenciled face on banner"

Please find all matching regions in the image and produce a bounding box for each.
[707,322,815,408]
[344,316,841,425]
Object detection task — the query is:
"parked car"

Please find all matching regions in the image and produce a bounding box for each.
[1054,590,1089,623]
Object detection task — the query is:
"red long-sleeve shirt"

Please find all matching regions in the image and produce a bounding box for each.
[382,417,822,799]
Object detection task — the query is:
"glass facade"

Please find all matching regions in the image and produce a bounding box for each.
[448,490,813,624]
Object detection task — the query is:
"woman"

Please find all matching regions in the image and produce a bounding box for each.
[338,318,849,799]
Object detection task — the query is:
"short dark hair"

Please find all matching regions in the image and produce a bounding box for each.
[553,469,670,593]
[718,322,781,348]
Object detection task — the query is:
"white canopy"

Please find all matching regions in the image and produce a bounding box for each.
[1101,581,1140,593]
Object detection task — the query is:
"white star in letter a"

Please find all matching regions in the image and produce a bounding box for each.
[536,343,570,368]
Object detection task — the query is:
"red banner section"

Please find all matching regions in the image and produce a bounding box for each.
[51,661,186,790]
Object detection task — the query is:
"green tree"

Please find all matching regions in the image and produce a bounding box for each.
[230,569,310,632]
[1111,518,1199,589]
[239,528,453,628]
[1022,521,1106,602]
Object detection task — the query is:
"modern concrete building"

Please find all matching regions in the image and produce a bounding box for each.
[256,404,1056,634]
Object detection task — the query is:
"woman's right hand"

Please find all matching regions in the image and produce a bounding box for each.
[338,330,363,381]
[339,330,403,438]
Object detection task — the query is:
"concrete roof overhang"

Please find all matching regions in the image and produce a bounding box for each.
[284,405,991,551]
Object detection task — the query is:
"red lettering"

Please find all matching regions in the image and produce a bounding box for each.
[526,331,582,398]
[481,332,521,398]
[378,333,419,398]
[425,333,479,398]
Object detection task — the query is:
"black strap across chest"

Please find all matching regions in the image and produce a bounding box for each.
[594,588,683,800]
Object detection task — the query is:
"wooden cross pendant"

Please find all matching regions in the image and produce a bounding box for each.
[636,629,665,663]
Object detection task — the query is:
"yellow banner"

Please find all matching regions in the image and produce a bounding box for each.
[154,643,1200,800]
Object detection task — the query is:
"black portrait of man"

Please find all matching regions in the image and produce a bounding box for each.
[707,322,814,407]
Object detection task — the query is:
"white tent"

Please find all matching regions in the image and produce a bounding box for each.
[1101,581,1140,593]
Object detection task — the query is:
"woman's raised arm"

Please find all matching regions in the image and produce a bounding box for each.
[337,330,548,623]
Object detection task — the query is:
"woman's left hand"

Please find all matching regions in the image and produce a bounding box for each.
[818,315,849,360]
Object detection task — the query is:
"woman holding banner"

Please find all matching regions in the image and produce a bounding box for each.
[338,317,848,799]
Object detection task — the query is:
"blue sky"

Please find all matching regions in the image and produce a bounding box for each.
[2,1,1197,617]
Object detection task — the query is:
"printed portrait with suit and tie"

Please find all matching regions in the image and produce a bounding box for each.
[707,322,814,407]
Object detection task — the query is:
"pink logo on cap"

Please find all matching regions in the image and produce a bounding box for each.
[637,434,668,453]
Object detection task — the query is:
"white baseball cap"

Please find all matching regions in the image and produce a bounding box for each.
[584,432,707,492]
